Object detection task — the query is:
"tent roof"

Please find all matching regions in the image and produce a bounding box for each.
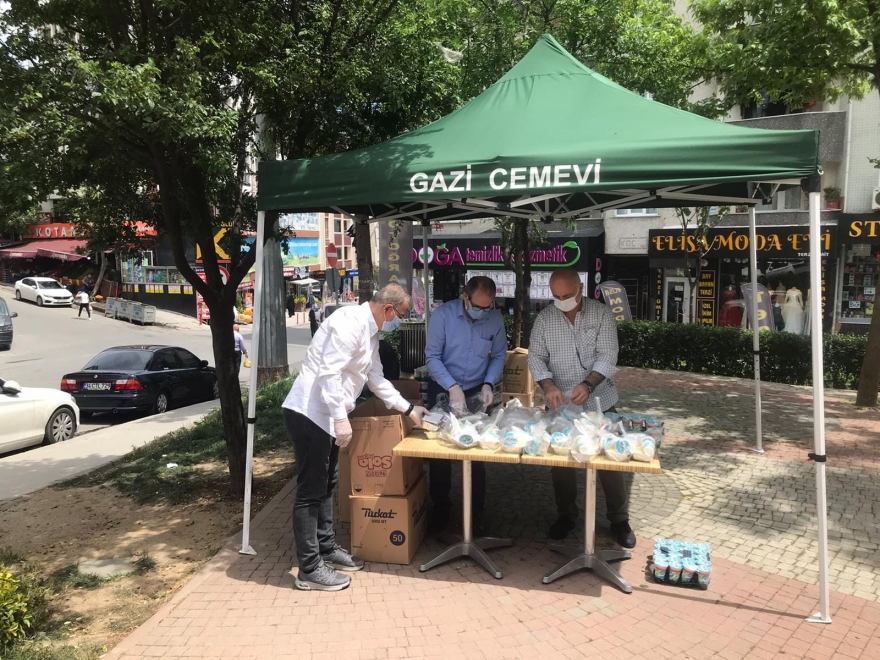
[258,34,820,222]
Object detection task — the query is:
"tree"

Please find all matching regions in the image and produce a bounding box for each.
[674,206,728,323]
[690,0,880,404]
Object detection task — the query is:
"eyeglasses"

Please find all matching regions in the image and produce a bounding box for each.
[388,305,406,320]
[467,296,494,311]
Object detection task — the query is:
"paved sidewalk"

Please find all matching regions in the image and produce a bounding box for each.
[103,368,880,659]
[0,400,217,500]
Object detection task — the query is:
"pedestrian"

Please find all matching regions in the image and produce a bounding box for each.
[232,323,248,373]
[75,289,91,320]
[424,276,506,535]
[286,294,296,318]
[308,304,320,336]
[527,268,636,549]
[282,284,428,591]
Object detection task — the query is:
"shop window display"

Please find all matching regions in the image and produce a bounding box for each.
[717,258,811,333]
[840,244,878,320]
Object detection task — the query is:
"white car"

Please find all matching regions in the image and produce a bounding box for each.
[14,277,74,307]
[0,378,79,453]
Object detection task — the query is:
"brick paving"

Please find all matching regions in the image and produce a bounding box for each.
[104,368,880,659]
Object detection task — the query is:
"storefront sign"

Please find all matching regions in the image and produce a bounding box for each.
[653,269,663,320]
[740,283,775,331]
[413,237,588,270]
[648,226,836,259]
[597,281,632,321]
[27,223,77,239]
[696,270,717,326]
[378,220,413,292]
[844,218,880,240]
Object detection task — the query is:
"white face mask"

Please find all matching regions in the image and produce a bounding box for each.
[554,293,580,313]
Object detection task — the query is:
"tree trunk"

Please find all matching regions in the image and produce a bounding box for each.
[209,297,248,493]
[855,308,880,406]
[94,250,108,295]
[512,219,532,348]
[355,216,375,303]
[257,211,289,385]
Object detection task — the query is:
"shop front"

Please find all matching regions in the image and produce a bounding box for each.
[0,223,92,288]
[412,229,605,311]
[648,224,837,333]
[835,215,880,334]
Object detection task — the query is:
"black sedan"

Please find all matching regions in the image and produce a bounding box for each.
[0,297,16,350]
[61,345,218,415]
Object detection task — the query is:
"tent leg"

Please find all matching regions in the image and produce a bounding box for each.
[747,207,764,454]
[240,210,266,557]
[422,222,431,326]
[806,191,831,624]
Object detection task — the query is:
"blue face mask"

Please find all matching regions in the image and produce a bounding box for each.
[467,306,489,321]
[382,316,401,332]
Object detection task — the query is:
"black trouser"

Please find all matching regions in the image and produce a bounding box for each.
[77,303,90,318]
[426,380,486,515]
[284,409,339,573]
[551,405,631,524]
[234,350,242,373]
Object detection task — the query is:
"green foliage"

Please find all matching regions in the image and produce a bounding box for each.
[383,328,402,361]
[616,321,867,389]
[63,376,296,504]
[0,567,31,648]
[691,0,876,109]
[0,643,103,660]
[48,567,104,592]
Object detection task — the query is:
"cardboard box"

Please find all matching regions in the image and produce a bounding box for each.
[502,386,544,409]
[350,474,427,565]
[349,399,422,496]
[337,446,351,523]
[503,348,534,394]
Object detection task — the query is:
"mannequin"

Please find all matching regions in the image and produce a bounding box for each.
[719,285,743,327]
[781,287,805,334]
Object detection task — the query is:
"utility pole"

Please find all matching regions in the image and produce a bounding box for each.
[255,114,288,384]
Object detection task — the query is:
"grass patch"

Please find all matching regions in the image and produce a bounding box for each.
[131,556,156,576]
[0,548,26,566]
[0,642,104,660]
[49,567,104,591]
[62,376,296,505]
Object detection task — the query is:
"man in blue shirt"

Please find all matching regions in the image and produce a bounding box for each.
[425,276,507,534]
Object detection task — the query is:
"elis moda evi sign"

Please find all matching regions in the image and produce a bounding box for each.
[649,226,836,259]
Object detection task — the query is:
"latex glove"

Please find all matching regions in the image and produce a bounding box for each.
[334,418,353,448]
[480,383,494,407]
[570,383,591,406]
[408,406,429,426]
[448,384,466,415]
[542,382,565,411]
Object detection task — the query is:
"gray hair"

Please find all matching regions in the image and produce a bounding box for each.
[464,276,496,299]
[373,284,411,308]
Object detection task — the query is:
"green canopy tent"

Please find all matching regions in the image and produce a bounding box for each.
[246,35,831,623]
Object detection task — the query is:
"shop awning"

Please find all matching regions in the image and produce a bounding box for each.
[34,239,88,261]
[291,277,319,286]
[0,239,88,261]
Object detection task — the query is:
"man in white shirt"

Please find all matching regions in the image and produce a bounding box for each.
[282,284,428,591]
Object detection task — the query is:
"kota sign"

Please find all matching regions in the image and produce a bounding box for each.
[27,223,77,239]
[648,226,836,259]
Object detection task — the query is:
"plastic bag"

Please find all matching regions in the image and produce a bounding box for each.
[479,425,502,451]
[243,357,251,368]
[500,426,529,454]
[549,431,575,456]
[628,433,657,462]
[570,433,602,463]
[523,432,551,457]
[602,435,633,462]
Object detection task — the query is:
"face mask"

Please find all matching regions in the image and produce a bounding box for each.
[382,308,402,332]
[468,306,489,321]
[554,294,580,313]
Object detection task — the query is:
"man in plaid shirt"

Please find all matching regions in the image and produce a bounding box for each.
[528,268,635,548]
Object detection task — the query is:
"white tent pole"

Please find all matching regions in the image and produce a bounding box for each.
[240,210,266,556]
[422,222,431,326]
[748,207,764,453]
[806,191,831,624]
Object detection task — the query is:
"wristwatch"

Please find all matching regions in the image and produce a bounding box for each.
[405,403,415,416]
[582,381,594,394]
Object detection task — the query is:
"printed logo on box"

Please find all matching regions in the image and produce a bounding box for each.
[361,508,397,520]
[390,530,406,546]
[412,499,427,527]
[503,365,524,376]
[357,454,393,475]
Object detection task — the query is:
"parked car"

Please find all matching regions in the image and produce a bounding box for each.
[0,297,16,349]
[61,345,218,416]
[0,377,79,453]
[14,277,74,307]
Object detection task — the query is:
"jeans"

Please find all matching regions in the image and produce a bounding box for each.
[551,405,631,524]
[284,409,339,573]
[426,380,486,515]
[77,303,90,318]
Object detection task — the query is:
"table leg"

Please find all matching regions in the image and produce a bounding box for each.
[419,460,512,579]
[541,469,633,594]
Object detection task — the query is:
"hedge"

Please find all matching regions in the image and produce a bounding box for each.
[616,321,867,390]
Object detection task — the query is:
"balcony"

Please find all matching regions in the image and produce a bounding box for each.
[727,111,846,162]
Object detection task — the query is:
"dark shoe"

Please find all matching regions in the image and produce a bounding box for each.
[322,546,365,572]
[548,516,576,541]
[610,521,636,549]
[428,506,451,535]
[294,564,351,591]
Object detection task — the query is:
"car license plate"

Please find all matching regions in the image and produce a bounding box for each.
[82,382,111,391]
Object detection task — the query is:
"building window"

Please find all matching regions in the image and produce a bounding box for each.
[334,218,342,233]
[615,208,658,217]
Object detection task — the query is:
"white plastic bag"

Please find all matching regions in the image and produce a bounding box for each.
[602,435,633,462]
[500,426,529,454]
[628,433,657,462]
[571,434,602,463]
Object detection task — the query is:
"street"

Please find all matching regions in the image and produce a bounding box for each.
[0,288,313,443]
